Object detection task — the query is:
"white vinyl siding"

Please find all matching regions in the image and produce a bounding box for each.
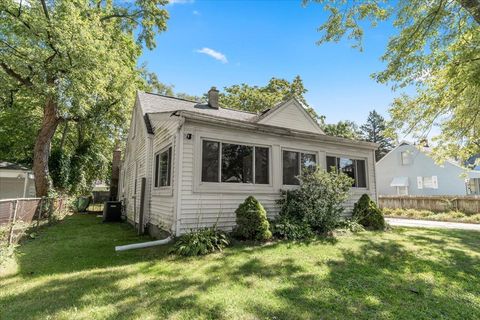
[177,121,376,234]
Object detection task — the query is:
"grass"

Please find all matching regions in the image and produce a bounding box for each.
[383,208,480,224]
[1,214,480,319]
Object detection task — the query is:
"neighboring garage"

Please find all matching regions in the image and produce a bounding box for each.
[0,161,35,200]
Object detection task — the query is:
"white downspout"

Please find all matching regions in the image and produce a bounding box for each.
[173,117,185,237]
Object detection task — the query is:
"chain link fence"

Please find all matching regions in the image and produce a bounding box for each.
[0,197,70,247]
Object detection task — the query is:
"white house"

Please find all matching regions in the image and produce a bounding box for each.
[118,88,378,236]
[0,161,36,200]
[376,142,480,196]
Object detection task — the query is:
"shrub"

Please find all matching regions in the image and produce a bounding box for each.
[170,227,229,256]
[337,218,365,233]
[277,168,353,233]
[270,216,315,241]
[234,196,272,241]
[352,194,386,230]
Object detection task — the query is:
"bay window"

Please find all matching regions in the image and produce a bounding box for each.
[201,140,270,184]
[282,150,317,185]
[326,156,367,188]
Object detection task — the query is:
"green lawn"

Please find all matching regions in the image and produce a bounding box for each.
[1,214,480,320]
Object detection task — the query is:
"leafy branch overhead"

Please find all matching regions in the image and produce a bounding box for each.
[310,0,480,160]
[0,0,169,196]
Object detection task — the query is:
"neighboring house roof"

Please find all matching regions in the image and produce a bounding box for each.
[377,142,480,178]
[0,161,29,171]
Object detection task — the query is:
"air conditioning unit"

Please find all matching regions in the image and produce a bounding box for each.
[103,201,122,222]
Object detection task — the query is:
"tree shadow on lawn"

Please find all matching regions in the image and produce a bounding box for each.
[8,214,174,277]
[247,236,480,319]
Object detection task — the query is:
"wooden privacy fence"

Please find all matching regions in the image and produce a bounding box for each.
[378,195,480,214]
[0,197,69,246]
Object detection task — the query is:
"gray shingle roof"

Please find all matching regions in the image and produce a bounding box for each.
[137,92,258,122]
[0,161,29,170]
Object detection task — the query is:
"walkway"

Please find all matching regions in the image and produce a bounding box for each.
[386,217,480,231]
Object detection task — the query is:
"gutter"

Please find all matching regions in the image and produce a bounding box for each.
[172,114,185,236]
[173,110,379,150]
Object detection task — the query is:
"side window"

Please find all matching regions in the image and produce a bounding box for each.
[154,146,172,187]
[401,151,411,165]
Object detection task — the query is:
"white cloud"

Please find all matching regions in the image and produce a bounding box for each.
[196,48,228,64]
[168,0,194,4]
[193,10,200,15]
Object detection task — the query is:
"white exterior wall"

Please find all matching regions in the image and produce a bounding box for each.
[119,104,148,225]
[376,144,470,196]
[258,100,323,134]
[149,118,180,231]
[0,171,35,200]
[177,120,376,234]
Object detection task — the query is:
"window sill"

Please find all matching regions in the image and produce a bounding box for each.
[194,182,276,194]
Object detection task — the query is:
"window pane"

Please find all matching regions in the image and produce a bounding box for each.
[154,154,160,187]
[202,140,220,182]
[301,153,316,172]
[222,143,253,183]
[356,159,366,188]
[255,147,269,184]
[326,156,336,172]
[339,158,356,186]
[283,151,300,185]
[159,148,171,186]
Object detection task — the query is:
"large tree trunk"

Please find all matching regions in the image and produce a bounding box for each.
[33,97,60,197]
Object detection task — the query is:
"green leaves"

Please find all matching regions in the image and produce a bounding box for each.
[313,0,480,160]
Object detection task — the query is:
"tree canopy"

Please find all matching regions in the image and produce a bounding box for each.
[360,110,395,160]
[323,120,360,140]
[310,0,480,161]
[219,76,325,125]
[0,0,169,196]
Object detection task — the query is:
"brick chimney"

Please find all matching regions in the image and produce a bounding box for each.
[109,142,122,201]
[208,86,219,109]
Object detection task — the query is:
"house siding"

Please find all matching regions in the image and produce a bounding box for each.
[149,118,180,231]
[258,100,322,134]
[376,144,471,196]
[177,120,376,234]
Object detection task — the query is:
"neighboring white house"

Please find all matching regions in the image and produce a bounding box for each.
[0,161,36,200]
[118,88,378,236]
[376,142,480,196]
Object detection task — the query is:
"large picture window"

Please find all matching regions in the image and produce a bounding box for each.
[282,150,317,185]
[201,140,270,184]
[154,146,172,187]
[326,156,367,188]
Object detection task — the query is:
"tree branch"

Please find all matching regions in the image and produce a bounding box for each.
[0,62,33,87]
[456,0,480,24]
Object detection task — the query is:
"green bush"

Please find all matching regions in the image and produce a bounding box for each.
[270,216,315,241]
[277,168,353,233]
[352,194,386,230]
[170,227,229,256]
[337,218,365,233]
[234,196,272,241]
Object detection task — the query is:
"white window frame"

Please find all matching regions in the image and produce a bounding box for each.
[325,154,369,190]
[153,144,173,190]
[401,151,411,165]
[281,148,319,187]
[195,136,274,193]
[396,186,408,195]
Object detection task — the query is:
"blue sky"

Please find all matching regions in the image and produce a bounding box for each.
[140,0,400,125]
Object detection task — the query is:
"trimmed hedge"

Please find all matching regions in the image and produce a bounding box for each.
[352,194,386,230]
[234,196,272,241]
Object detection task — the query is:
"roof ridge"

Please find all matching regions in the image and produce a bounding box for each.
[141,91,259,116]
[141,91,201,104]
